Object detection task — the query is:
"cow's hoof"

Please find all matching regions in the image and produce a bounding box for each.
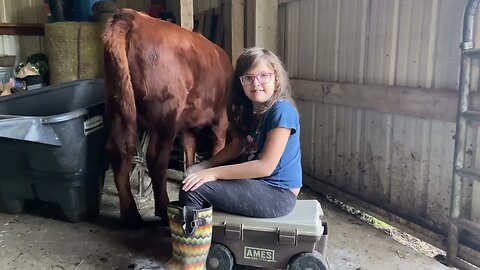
[157,217,169,227]
[125,218,144,229]
[154,212,169,227]
[122,212,144,229]
[143,216,169,228]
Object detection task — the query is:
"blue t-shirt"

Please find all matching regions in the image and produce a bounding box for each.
[249,100,302,189]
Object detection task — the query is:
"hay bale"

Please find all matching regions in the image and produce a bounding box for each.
[45,22,105,85]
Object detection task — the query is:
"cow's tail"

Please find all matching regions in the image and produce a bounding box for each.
[102,11,136,124]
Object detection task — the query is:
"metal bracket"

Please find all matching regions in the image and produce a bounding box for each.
[224,223,243,240]
[83,115,104,136]
[460,41,474,50]
[277,228,298,246]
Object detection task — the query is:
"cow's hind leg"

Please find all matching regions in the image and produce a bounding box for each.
[146,125,176,224]
[107,117,142,228]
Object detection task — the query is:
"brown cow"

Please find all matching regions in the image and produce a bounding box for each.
[102,9,233,227]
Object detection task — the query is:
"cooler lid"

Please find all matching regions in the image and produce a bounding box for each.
[212,200,324,236]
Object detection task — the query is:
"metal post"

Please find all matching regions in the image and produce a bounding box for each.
[448,0,480,266]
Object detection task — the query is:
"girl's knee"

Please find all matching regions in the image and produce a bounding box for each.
[178,189,192,204]
[178,188,206,208]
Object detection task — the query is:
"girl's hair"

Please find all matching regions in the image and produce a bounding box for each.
[228,47,296,137]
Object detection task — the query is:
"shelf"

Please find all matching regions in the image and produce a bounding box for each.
[0,23,44,36]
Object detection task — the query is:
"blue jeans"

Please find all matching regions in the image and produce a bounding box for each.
[179,179,297,218]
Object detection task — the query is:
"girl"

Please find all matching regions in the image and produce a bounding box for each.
[180,47,302,218]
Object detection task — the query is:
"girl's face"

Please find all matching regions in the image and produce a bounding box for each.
[240,59,276,111]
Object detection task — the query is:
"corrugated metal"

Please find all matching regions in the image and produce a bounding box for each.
[280,0,480,263]
[332,106,363,193]
[285,0,299,76]
[0,0,45,63]
[284,0,467,87]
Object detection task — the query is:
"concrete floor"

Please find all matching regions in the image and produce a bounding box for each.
[0,170,454,270]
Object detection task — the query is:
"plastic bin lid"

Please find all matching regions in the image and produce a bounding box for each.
[212,200,324,236]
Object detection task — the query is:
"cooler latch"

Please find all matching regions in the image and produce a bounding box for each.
[277,228,298,246]
[224,223,243,240]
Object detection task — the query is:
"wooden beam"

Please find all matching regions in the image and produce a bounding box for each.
[278,0,300,4]
[166,0,193,30]
[245,0,255,48]
[224,0,245,65]
[245,0,278,53]
[291,79,464,123]
[0,24,44,36]
[179,0,193,30]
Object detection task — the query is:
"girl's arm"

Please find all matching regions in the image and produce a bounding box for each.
[206,137,244,167]
[182,127,291,191]
[210,127,291,179]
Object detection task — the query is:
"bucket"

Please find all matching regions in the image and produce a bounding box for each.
[0,67,14,84]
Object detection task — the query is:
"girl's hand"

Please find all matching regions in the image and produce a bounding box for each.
[182,169,218,191]
[184,160,212,176]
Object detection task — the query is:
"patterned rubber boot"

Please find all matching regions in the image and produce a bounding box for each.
[166,201,213,270]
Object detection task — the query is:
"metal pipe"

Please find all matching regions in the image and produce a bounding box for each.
[457,218,480,232]
[448,0,480,266]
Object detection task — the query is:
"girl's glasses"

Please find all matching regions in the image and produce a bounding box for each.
[239,73,274,86]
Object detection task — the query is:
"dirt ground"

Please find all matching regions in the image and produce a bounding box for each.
[0,170,455,270]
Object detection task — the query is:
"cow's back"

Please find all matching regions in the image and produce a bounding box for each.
[120,10,232,129]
